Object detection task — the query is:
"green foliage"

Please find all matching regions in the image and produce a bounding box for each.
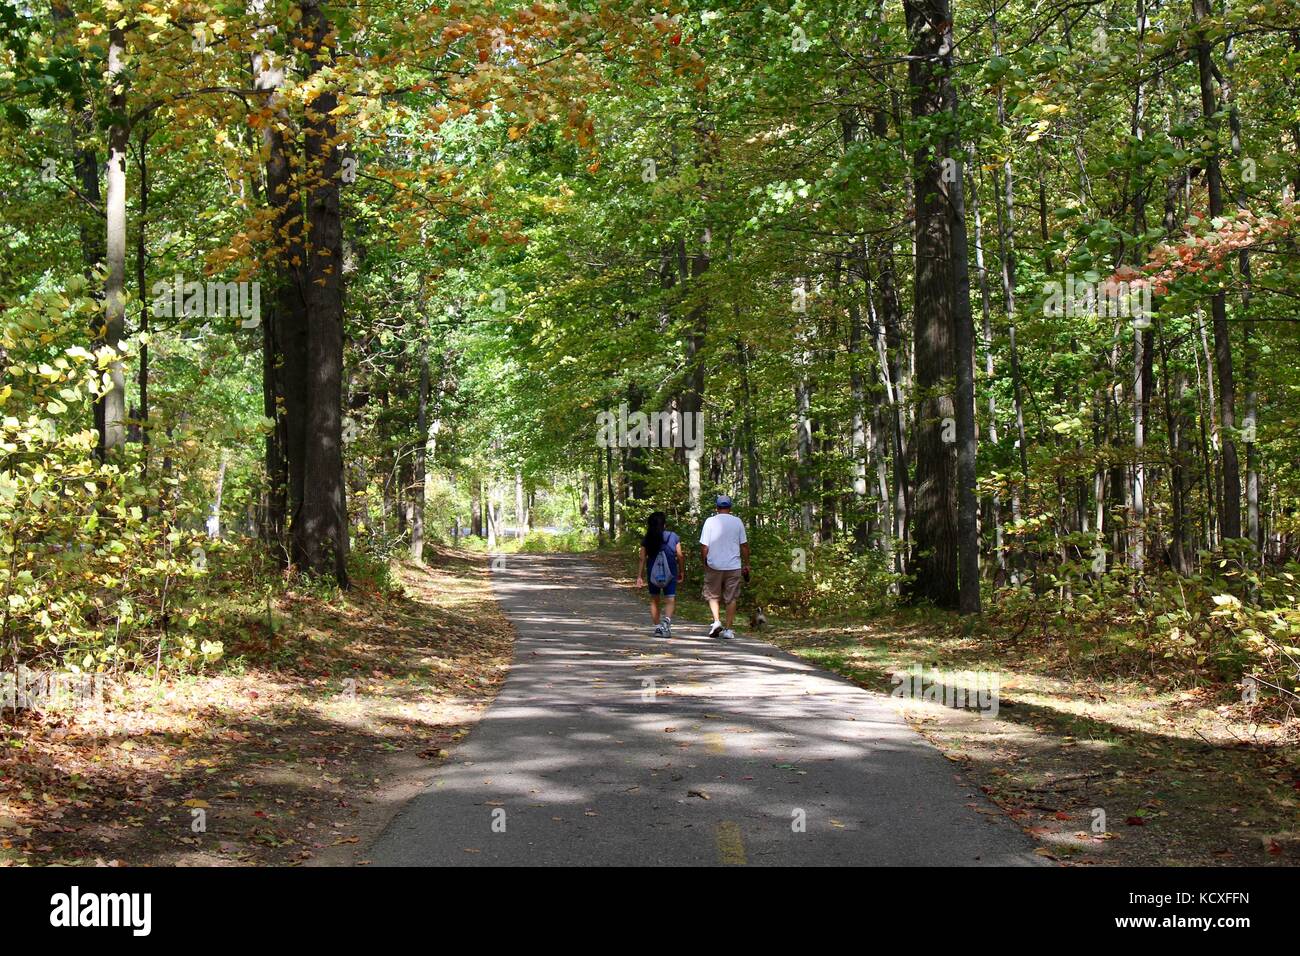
[743,530,898,619]
[515,529,598,553]
[0,397,225,675]
[3,0,1300,701]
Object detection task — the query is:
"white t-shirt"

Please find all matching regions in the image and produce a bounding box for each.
[699,513,747,571]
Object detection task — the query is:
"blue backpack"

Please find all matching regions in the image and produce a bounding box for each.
[649,533,674,587]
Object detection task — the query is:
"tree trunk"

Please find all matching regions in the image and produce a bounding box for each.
[515,471,526,541]
[902,0,959,609]
[253,46,298,556]
[207,452,228,539]
[292,0,349,586]
[1223,33,1261,554]
[991,12,1030,581]
[606,446,615,540]
[410,346,429,563]
[870,237,910,572]
[471,477,483,537]
[1133,325,1147,572]
[794,353,816,534]
[737,338,761,511]
[683,234,708,516]
[97,25,129,459]
[868,80,911,571]
[847,266,870,550]
[972,164,1003,572]
[945,70,981,615]
[1192,0,1241,542]
[135,129,151,483]
[593,455,604,544]
[1130,2,1149,573]
[626,383,648,501]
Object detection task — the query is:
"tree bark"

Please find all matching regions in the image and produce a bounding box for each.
[737,338,761,511]
[97,25,129,459]
[972,163,1003,572]
[593,455,604,544]
[471,477,483,537]
[868,78,911,572]
[207,451,228,539]
[1223,33,1261,554]
[944,60,981,615]
[991,12,1030,582]
[794,343,816,535]
[514,471,526,541]
[869,237,910,572]
[847,257,870,550]
[410,344,429,563]
[134,129,151,480]
[253,44,301,557]
[292,0,349,585]
[606,445,616,539]
[902,0,960,609]
[1192,0,1241,542]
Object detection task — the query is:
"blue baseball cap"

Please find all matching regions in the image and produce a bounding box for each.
[715,495,733,509]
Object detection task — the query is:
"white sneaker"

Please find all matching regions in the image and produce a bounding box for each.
[720,628,736,641]
[653,621,667,637]
[662,617,672,638]
[707,621,723,638]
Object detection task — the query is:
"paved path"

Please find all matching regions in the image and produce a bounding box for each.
[370,553,1044,866]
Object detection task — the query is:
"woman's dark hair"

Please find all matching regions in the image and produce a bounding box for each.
[642,511,667,554]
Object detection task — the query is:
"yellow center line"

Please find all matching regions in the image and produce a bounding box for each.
[716,821,746,866]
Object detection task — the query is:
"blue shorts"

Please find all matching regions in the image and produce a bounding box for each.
[648,579,677,597]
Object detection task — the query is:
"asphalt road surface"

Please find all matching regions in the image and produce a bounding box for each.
[370,553,1044,866]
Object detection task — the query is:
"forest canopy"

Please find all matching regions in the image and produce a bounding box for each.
[1,0,1298,703]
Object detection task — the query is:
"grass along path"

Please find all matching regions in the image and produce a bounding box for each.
[770,616,1298,866]
[0,547,512,866]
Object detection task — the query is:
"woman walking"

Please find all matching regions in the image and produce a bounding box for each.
[636,511,684,637]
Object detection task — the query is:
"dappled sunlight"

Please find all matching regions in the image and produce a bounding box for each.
[785,621,1294,750]
[0,546,513,866]
[372,554,1045,866]
[786,628,1300,865]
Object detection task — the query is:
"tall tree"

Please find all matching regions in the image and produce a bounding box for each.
[902,0,959,609]
[97,23,128,458]
[1191,0,1241,542]
[292,0,349,584]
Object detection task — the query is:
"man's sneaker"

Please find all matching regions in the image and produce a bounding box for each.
[707,621,723,639]
[653,621,667,638]
[662,617,672,638]
[720,628,736,641]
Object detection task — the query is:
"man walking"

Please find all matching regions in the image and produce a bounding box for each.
[699,495,749,640]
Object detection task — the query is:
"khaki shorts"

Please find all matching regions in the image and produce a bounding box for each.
[702,567,743,605]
